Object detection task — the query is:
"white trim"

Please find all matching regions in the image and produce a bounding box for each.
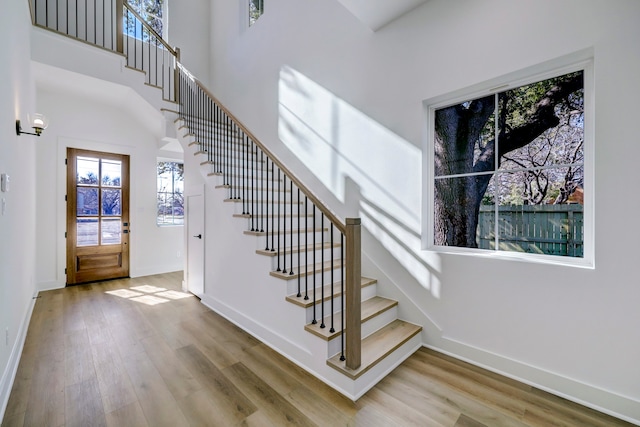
[0,293,37,422]
[422,49,594,268]
[426,337,640,425]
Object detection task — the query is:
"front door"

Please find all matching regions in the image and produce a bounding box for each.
[66,148,130,285]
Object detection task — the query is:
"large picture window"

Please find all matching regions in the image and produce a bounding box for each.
[157,161,184,226]
[427,61,592,263]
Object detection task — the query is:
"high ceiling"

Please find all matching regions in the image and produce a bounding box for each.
[336,0,429,31]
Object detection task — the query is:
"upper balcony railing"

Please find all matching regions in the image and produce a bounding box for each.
[30,0,178,102]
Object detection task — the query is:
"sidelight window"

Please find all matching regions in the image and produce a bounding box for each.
[157,161,184,226]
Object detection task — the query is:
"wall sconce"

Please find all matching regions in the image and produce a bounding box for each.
[16,113,49,136]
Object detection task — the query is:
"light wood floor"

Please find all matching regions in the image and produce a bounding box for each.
[1,272,634,427]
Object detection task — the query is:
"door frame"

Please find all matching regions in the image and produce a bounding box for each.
[66,148,131,285]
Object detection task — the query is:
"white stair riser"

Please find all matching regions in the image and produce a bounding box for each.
[266,247,341,269]
[325,306,399,358]
[290,280,378,311]
[245,232,338,252]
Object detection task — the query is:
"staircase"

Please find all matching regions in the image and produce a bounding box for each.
[28,0,423,399]
[176,111,422,396]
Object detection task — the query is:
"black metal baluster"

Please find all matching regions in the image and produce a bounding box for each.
[224,115,229,187]
[208,101,212,164]
[290,178,294,275]
[230,122,234,199]
[304,196,309,300]
[245,132,249,214]
[264,154,269,250]
[270,161,275,252]
[259,149,264,234]
[312,205,317,325]
[320,213,325,329]
[281,174,286,274]
[237,125,241,200]
[296,188,301,297]
[111,0,114,49]
[102,0,105,48]
[217,105,222,173]
[340,234,345,361]
[330,223,335,333]
[133,9,137,69]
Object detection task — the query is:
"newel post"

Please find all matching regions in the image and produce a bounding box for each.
[116,0,124,53]
[345,218,361,370]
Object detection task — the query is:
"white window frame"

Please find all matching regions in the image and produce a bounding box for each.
[422,50,594,268]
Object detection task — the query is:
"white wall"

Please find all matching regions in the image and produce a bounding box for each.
[0,0,37,420]
[207,0,640,422]
[35,83,184,290]
[166,0,211,85]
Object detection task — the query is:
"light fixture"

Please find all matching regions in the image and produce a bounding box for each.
[16,113,49,136]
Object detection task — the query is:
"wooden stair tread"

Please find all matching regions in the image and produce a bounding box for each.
[286,277,377,307]
[256,242,340,257]
[327,319,422,380]
[304,296,398,341]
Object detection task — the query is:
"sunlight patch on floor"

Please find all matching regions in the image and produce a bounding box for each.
[105,284,193,306]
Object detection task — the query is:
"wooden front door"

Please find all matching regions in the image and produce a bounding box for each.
[66,148,130,285]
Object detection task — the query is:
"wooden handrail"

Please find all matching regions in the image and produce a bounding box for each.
[188,72,347,234]
[122,1,177,56]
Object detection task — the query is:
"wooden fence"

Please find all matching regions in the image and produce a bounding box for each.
[478,204,583,257]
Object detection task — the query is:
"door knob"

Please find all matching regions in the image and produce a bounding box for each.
[193,234,202,239]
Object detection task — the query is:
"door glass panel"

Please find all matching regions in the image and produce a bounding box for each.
[77,157,99,184]
[101,218,122,244]
[77,188,99,215]
[102,160,122,187]
[102,189,122,216]
[77,218,99,246]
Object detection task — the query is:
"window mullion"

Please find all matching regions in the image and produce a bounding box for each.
[494,93,499,252]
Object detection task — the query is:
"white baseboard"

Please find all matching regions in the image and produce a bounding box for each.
[131,264,183,278]
[428,337,640,426]
[0,294,37,422]
[37,280,65,292]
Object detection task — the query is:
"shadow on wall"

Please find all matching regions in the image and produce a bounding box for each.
[278,65,442,298]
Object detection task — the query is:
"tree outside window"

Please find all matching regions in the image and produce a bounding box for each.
[157,161,184,226]
[432,69,585,258]
[249,0,264,26]
[128,0,165,37]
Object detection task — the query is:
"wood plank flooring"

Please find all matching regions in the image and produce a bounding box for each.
[1,272,634,427]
